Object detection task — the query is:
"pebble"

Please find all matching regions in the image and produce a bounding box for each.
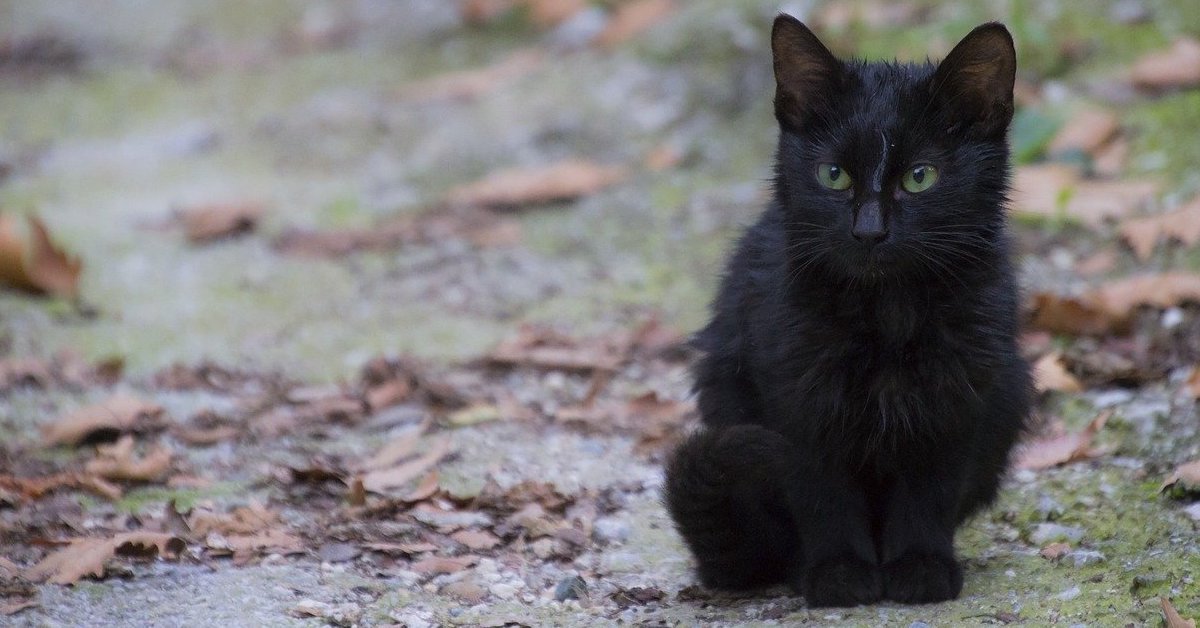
[442,580,488,604]
[1184,503,1200,522]
[1030,523,1085,544]
[909,622,932,628]
[1072,550,1106,567]
[1091,389,1134,408]
[318,541,361,563]
[1057,585,1081,601]
[555,575,588,602]
[531,538,556,559]
[593,516,632,544]
[490,583,518,599]
[389,612,432,628]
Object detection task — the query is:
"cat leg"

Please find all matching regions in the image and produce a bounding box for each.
[663,425,798,590]
[787,462,883,607]
[878,471,964,603]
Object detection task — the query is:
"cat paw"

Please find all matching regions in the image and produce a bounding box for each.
[796,557,883,607]
[882,552,963,603]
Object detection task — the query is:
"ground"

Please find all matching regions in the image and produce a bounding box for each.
[1,0,1199,626]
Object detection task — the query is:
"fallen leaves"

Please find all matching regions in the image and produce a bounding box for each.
[275,205,520,257]
[0,472,122,501]
[593,0,677,49]
[1015,411,1111,471]
[1046,108,1120,158]
[24,532,185,585]
[1011,164,1158,226]
[1160,460,1200,494]
[1039,542,1072,560]
[41,394,165,447]
[178,202,265,243]
[398,49,543,104]
[1118,196,1200,261]
[1030,273,1200,336]
[84,435,172,482]
[1162,597,1198,628]
[1131,38,1200,91]
[446,160,627,210]
[0,213,82,299]
[361,436,451,494]
[1033,352,1083,393]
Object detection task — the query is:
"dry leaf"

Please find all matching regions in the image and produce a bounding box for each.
[524,0,587,27]
[188,502,278,536]
[1075,249,1117,277]
[1047,108,1119,157]
[1131,38,1200,90]
[1,600,38,616]
[358,424,426,472]
[85,435,172,482]
[275,206,519,257]
[411,555,477,575]
[41,393,164,447]
[1033,352,1083,393]
[0,213,82,298]
[222,530,304,559]
[1012,165,1157,226]
[451,529,501,550]
[1030,273,1200,335]
[1160,460,1200,493]
[487,325,628,372]
[1015,411,1111,471]
[0,471,122,501]
[24,532,185,584]
[1093,136,1129,178]
[1188,367,1200,399]
[1039,542,1072,560]
[594,0,677,48]
[361,436,451,494]
[1162,597,1198,628]
[402,470,441,503]
[362,541,437,555]
[398,49,542,104]
[179,202,265,243]
[460,0,516,23]
[1118,197,1200,261]
[446,160,626,210]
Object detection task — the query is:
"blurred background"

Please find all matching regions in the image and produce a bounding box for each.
[3,1,1200,625]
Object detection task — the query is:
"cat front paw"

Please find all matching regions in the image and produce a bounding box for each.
[796,556,882,607]
[882,552,963,603]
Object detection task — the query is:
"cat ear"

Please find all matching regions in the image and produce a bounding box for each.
[930,23,1016,138]
[772,15,842,130]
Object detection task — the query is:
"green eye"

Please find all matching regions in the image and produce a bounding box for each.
[901,164,939,193]
[817,163,852,190]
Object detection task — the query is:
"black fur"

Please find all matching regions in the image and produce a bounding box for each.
[664,17,1031,607]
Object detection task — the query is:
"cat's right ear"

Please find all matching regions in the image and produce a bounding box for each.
[771,15,842,130]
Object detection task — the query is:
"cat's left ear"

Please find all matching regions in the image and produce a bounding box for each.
[930,23,1016,138]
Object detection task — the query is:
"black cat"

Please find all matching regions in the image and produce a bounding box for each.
[664,16,1032,607]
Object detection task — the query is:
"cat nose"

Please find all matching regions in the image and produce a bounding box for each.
[852,202,888,245]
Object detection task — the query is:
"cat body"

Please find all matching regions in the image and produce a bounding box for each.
[665,17,1032,607]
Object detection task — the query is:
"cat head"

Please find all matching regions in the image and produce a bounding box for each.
[770,16,1015,283]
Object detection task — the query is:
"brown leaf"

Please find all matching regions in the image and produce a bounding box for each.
[1047,108,1119,158]
[1031,273,1200,335]
[1092,136,1129,178]
[0,472,120,501]
[188,502,278,536]
[1,600,38,616]
[0,213,82,299]
[365,377,412,412]
[1131,38,1200,90]
[594,0,677,48]
[24,532,185,584]
[410,555,477,575]
[1012,165,1158,226]
[446,160,627,210]
[275,206,519,257]
[451,529,501,550]
[523,0,587,27]
[1015,411,1111,471]
[175,425,240,446]
[1160,460,1200,493]
[361,436,451,494]
[179,202,264,243]
[1118,197,1200,261]
[398,49,542,104]
[220,530,304,562]
[1188,367,1200,399]
[1032,352,1083,393]
[1075,250,1117,277]
[460,0,517,24]
[347,477,366,506]
[41,393,165,447]
[487,325,627,373]
[1162,597,1198,628]
[362,541,436,555]
[85,435,172,482]
[1039,542,1072,560]
[358,423,427,472]
[402,470,441,503]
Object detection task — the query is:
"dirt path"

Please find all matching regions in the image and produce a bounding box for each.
[2,1,1199,626]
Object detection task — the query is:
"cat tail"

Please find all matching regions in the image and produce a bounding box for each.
[663,424,799,590]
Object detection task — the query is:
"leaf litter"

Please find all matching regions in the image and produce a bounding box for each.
[0,213,82,299]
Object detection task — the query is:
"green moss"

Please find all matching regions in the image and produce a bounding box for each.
[113,482,244,514]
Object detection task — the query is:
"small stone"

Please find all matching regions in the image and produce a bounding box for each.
[389,612,432,628]
[318,542,361,563]
[1091,389,1134,408]
[442,580,488,604]
[490,582,518,599]
[554,575,588,602]
[1030,523,1084,544]
[1184,503,1200,522]
[1057,585,1081,601]
[593,516,632,544]
[1036,495,1065,520]
[1072,550,1106,567]
[909,622,932,628]
[531,538,555,559]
